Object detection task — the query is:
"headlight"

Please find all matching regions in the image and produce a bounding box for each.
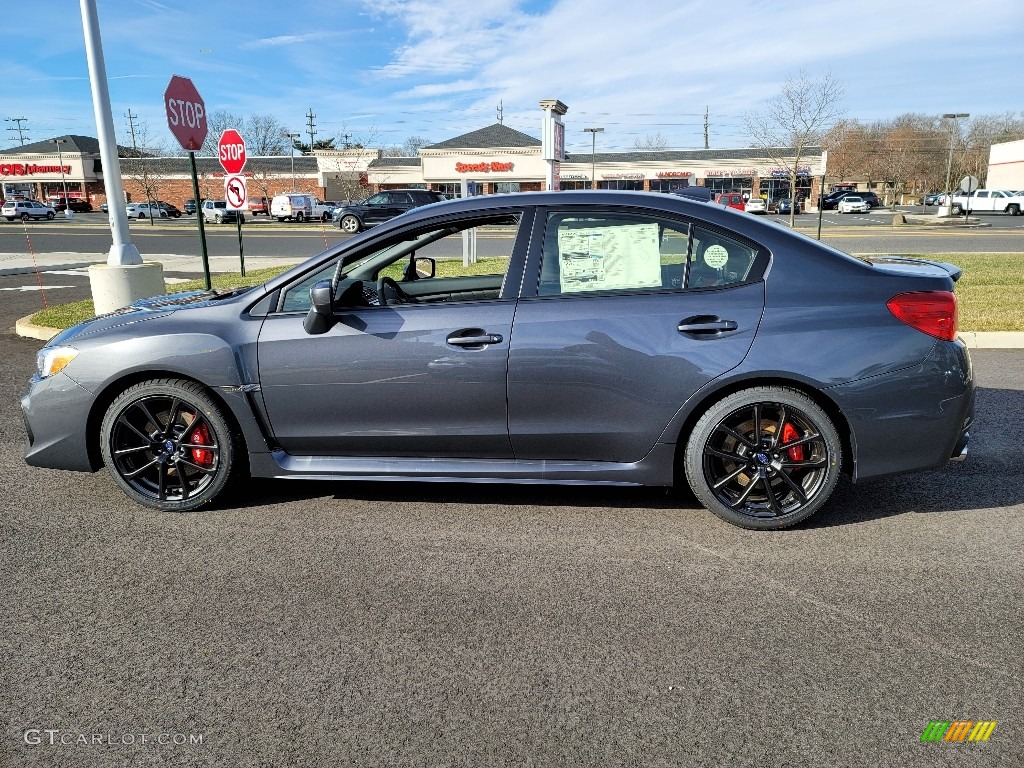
[37,346,79,378]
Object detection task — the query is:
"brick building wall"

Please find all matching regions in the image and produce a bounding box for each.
[119,176,324,209]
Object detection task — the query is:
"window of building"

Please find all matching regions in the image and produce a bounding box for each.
[597,179,644,191]
[431,182,463,199]
[649,180,690,194]
[494,182,521,194]
[558,181,590,191]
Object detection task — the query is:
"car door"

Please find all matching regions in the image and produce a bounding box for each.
[362,192,402,226]
[256,208,531,458]
[507,207,767,463]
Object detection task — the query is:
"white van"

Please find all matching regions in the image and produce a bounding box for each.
[272,194,316,222]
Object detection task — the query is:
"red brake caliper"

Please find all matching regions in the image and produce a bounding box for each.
[782,422,804,462]
[190,422,213,466]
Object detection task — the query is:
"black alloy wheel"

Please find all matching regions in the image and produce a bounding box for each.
[684,387,841,530]
[100,379,236,511]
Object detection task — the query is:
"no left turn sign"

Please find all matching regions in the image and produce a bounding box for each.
[225,175,248,210]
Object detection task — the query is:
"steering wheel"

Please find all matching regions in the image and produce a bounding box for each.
[376,275,415,306]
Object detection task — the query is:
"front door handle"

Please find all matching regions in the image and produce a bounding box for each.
[677,319,738,333]
[447,331,503,347]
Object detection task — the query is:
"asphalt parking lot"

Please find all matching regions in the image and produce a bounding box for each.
[2,272,1022,767]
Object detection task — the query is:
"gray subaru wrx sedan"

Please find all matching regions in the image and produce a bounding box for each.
[22,191,974,529]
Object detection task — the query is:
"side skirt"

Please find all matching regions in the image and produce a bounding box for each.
[247,444,677,487]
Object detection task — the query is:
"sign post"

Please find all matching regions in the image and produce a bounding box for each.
[219,129,248,276]
[164,75,211,289]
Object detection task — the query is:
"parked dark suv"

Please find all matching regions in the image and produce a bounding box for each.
[333,189,445,233]
[183,199,198,215]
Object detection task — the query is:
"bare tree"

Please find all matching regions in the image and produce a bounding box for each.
[200,110,244,155]
[245,113,289,155]
[632,133,670,152]
[382,135,432,157]
[119,117,169,222]
[962,112,1024,184]
[745,70,845,225]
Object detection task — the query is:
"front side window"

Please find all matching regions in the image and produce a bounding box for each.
[280,213,522,313]
[538,211,760,296]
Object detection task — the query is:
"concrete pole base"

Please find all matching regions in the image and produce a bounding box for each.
[88,262,166,315]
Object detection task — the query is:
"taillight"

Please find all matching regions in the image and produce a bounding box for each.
[887,291,957,341]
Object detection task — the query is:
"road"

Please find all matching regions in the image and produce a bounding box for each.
[2,269,1021,767]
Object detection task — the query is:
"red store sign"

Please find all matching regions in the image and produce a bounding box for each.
[455,161,514,173]
[0,163,72,176]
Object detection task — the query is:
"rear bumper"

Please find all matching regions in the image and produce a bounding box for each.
[831,339,974,482]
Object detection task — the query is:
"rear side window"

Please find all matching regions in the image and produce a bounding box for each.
[538,211,762,296]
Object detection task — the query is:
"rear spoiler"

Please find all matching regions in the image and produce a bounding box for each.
[868,256,963,283]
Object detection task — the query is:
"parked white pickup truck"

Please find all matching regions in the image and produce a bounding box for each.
[949,189,1024,215]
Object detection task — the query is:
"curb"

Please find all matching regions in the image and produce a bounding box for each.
[14,312,1024,349]
[0,263,94,278]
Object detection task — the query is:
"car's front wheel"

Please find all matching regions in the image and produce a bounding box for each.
[46,212,55,220]
[684,387,842,530]
[339,214,360,233]
[100,378,238,512]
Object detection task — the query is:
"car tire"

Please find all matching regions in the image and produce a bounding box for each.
[296,212,305,223]
[340,214,360,233]
[215,214,223,223]
[1008,204,1020,216]
[21,213,29,222]
[951,204,963,215]
[100,378,238,512]
[683,386,842,530]
[276,217,285,222]
[46,212,55,220]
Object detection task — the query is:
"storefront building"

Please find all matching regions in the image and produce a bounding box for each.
[2,120,826,210]
[367,122,824,204]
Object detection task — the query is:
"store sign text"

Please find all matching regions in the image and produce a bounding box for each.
[0,164,72,176]
[705,168,756,177]
[602,172,644,180]
[656,171,692,178]
[455,161,514,173]
[770,167,811,177]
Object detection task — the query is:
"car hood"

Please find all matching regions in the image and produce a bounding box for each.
[47,287,260,346]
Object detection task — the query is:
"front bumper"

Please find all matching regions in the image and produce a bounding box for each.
[22,372,98,472]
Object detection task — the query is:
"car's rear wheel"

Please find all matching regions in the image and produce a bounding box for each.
[684,387,842,530]
[1008,204,1020,216]
[295,212,305,223]
[100,379,237,512]
[340,214,360,233]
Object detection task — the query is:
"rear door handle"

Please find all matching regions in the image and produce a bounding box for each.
[447,332,503,347]
[677,319,738,333]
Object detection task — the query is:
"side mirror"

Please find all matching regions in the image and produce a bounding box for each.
[303,279,335,335]
[413,256,435,279]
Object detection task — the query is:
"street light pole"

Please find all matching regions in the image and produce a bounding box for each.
[54,138,73,218]
[284,132,300,191]
[584,127,603,190]
[942,112,969,209]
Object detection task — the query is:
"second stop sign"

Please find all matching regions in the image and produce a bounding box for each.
[218,129,247,175]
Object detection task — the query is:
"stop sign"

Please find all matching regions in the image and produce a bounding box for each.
[218,129,247,175]
[164,75,207,151]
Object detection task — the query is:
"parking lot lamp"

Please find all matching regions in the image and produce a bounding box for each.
[584,127,603,189]
[284,132,300,191]
[942,113,969,207]
[54,138,72,218]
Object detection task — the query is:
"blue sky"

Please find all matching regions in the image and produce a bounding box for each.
[2,0,1021,155]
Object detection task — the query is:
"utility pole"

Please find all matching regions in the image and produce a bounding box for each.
[284,132,300,190]
[497,100,504,125]
[704,106,709,149]
[5,117,30,145]
[342,132,351,149]
[306,108,317,155]
[125,108,156,225]
[584,127,603,190]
